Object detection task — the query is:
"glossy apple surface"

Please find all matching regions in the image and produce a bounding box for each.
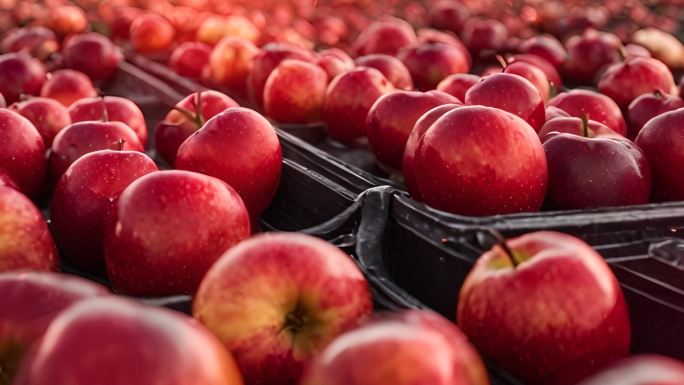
[538,117,621,141]
[548,89,627,136]
[458,231,631,385]
[316,48,355,80]
[355,54,413,90]
[598,57,676,110]
[508,54,563,90]
[194,233,373,385]
[627,90,684,139]
[503,61,551,101]
[564,29,623,85]
[10,97,71,146]
[69,96,148,146]
[436,73,479,101]
[62,33,123,80]
[40,69,97,107]
[169,42,211,80]
[264,59,327,124]
[0,109,45,197]
[0,52,46,104]
[576,355,684,385]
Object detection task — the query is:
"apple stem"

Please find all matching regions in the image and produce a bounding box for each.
[171,106,198,123]
[617,45,627,61]
[581,114,589,138]
[548,81,557,99]
[495,54,508,70]
[489,230,519,268]
[116,138,125,151]
[195,91,206,127]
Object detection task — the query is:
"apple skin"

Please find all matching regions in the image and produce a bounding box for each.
[0,170,19,191]
[508,54,564,90]
[175,108,282,219]
[204,37,260,96]
[427,0,470,34]
[40,69,97,107]
[366,90,459,171]
[355,54,413,90]
[104,170,250,296]
[436,73,479,101]
[635,108,684,201]
[545,106,570,121]
[413,106,547,216]
[0,272,107,384]
[264,59,328,124]
[48,121,143,187]
[465,73,545,132]
[301,310,489,385]
[315,48,355,80]
[354,17,417,56]
[0,109,46,198]
[169,41,212,80]
[10,97,71,147]
[155,90,239,165]
[403,103,461,198]
[460,17,508,55]
[598,57,677,110]
[196,15,259,46]
[542,130,651,209]
[457,231,631,385]
[0,52,46,104]
[193,232,373,385]
[398,42,471,91]
[130,13,175,54]
[49,5,88,37]
[12,297,244,385]
[504,61,551,101]
[323,67,394,146]
[62,33,123,81]
[0,26,59,61]
[0,186,58,273]
[627,91,684,139]
[519,34,567,70]
[575,355,684,385]
[69,96,148,146]
[416,28,472,65]
[548,89,627,136]
[563,29,623,85]
[50,150,158,274]
[538,117,622,141]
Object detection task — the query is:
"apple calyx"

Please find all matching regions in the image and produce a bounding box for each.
[282,300,312,335]
[653,89,663,98]
[489,230,521,268]
[0,339,26,385]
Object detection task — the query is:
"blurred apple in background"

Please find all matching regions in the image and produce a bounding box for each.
[10,97,71,147]
[316,48,355,80]
[598,56,676,110]
[40,69,98,107]
[399,42,471,91]
[264,59,327,124]
[130,13,175,54]
[354,17,416,56]
[355,54,413,90]
[0,26,58,61]
[427,0,470,35]
[519,34,567,70]
[563,29,623,85]
[69,96,148,145]
[508,53,563,90]
[50,5,88,37]
[548,89,627,136]
[204,37,259,96]
[436,73,479,101]
[169,42,212,79]
[632,28,684,70]
[503,60,551,101]
[0,52,46,104]
[627,90,684,139]
[460,17,508,56]
[62,33,123,81]
[196,15,259,46]
[0,109,45,198]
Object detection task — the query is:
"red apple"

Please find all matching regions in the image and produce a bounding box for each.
[104,170,250,296]
[51,150,158,273]
[538,116,621,140]
[301,310,488,385]
[196,15,259,46]
[0,186,57,272]
[503,61,551,101]
[354,17,417,56]
[508,53,564,90]
[130,13,175,54]
[323,67,394,146]
[458,231,631,385]
[625,43,652,58]
[403,103,461,198]
[598,57,677,110]
[564,29,623,85]
[413,106,547,215]
[69,96,148,146]
[519,34,567,70]
[40,69,97,107]
[12,297,244,385]
[48,121,143,186]
[576,355,684,385]
[169,41,211,79]
[546,106,571,121]
[316,48,354,80]
[460,18,508,55]
[264,59,327,124]
[108,6,144,41]
[0,26,58,61]
[50,5,88,37]
[194,232,373,385]
[0,52,46,104]
[204,37,259,95]
[62,33,123,80]
[366,90,458,171]
[155,90,238,165]
[10,97,71,146]
[436,73,479,101]
[628,90,684,139]
[0,272,107,384]
[0,109,45,197]
[398,42,471,91]
[635,108,684,201]
[355,54,413,90]
[548,89,627,136]
[465,73,545,132]
[175,107,282,218]
[427,0,470,34]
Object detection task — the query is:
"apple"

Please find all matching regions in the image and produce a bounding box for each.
[427,0,470,34]
[635,108,684,201]
[563,28,623,84]
[62,33,123,80]
[0,26,58,61]
[354,17,417,56]
[48,121,144,186]
[40,69,97,107]
[155,90,239,165]
[0,186,57,273]
[316,48,355,80]
[204,37,259,96]
[627,90,684,139]
[545,106,570,121]
[436,73,479,101]
[108,6,144,41]
[50,5,88,37]
[366,90,458,171]
[503,60,551,101]
[51,150,158,274]
[196,15,259,46]
[399,42,471,91]
[175,107,282,219]
[0,52,46,104]
[263,59,328,124]
[458,231,631,385]
[12,297,244,385]
[538,116,621,140]
[355,54,413,90]
[465,73,545,132]
[10,97,71,146]
[460,17,508,56]
[301,310,488,385]
[403,103,461,198]
[632,28,684,70]
[598,57,677,110]
[548,89,627,136]
[519,34,567,70]
[508,54,564,90]
[69,96,148,146]
[0,272,107,384]
[130,13,175,54]
[0,169,19,190]
[169,42,211,80]
[575,355,684,385]
[323,67,394,146]
[194,232,373,385]
[413,106,547,215]
[0,109,45,197]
